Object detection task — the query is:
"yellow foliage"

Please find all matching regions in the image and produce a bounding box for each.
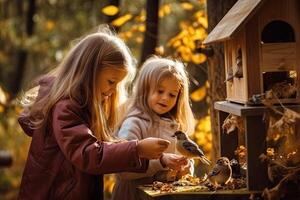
[155,46,165,55]
[138,24,145,32]
[159,4,171,18]
[193,28,207,40]
[0,105,4,113]
[181,2,194,10]
[194,115,212,158]
[194,11,205,19]
[102,5,119,16]
[190,85,206,102]
[166,8,207,64]
[172,40,181,48]
[45,20,55,31]
[0,85,8,105]
[136,36,143,44]
[135,10,146,22]
[197,16,208,29]
[192,54,206,64]
[181,51,191,62]
[104,174,116,194]
[125,31,133,38]
[111,14,132,27]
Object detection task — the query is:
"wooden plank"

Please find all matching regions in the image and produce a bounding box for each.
[261,43,297,71]
[214,101,300,116]
[245,14,261,97]
[203,0,266,45]
[258,0,299,29]
[232,30,248,102]
[244,115,268,190]
[225,41,234,99]
[137,187,261,200]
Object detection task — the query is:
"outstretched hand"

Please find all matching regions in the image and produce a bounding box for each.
[160,153,188,170]
[137,137,170,159]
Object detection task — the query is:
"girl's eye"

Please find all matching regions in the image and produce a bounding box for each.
[169,93,177,98]
[158,90,164,94]
[108,80,115,85]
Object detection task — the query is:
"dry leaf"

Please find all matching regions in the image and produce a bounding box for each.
[190,85,206,102]
[111,14,132,27]
[234,146,247,165]
[222,114,244,134]
[102,5,119,16]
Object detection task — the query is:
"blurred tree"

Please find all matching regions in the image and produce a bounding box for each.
[9,0,36,99]
[206,0,237,161]
[105,0,120,31]
[140,0,159,63]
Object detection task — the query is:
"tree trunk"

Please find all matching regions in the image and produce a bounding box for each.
[10,0,36,98]
[107,0,120,32]
[1,0,10,18]
[140,0,159,64]
[206,0,237,162]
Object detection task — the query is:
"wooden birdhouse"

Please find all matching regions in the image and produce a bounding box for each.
[204,0,300,105]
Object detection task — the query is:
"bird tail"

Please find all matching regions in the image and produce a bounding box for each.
[200,156,211,165]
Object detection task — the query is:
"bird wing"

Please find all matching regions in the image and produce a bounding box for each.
[182,140,204,157]
[208,167,221,177]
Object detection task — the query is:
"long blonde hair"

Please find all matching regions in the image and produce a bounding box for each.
[22,26,135,142]
[128,56,195,134]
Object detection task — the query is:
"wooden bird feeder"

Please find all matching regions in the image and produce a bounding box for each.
[204,0,300,105]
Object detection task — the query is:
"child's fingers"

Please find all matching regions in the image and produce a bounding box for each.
[157,138,170,147]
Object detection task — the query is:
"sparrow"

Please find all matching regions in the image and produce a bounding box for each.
[225,51,243,82]
[234,51,243,78]
[207,157,232,185]
[171,131,211,165]
[259,154,300,185]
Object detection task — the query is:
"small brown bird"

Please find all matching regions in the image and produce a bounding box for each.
[208,157,232,185]
[172,131,211,165]
[259,154,300,185]
[234,51,243,78]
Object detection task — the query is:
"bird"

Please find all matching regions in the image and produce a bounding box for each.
[207,157,232,185]
[230,159,241,178]
[259,154,300,185]
[225,51,243,82]
[234,51,243,78]
[171,131,211,165]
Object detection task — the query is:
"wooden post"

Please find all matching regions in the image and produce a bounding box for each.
[244,115,268,190]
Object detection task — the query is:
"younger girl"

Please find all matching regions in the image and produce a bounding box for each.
[18,27,170,200]
[112,56,195,200]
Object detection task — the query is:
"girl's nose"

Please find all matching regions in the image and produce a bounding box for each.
[161,93,169,101]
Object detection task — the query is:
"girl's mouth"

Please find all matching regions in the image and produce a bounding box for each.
[102,93,111,100]
[157,103,167,107]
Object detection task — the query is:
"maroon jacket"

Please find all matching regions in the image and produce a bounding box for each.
[18,77,148,200]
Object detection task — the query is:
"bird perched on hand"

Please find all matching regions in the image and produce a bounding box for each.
[172,131,211,165]
[207,157,232,185]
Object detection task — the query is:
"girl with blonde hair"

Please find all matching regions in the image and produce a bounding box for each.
[112,56,195,200]
[18,26,170,200]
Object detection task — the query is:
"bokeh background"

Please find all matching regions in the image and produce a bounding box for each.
[0,0,213,199]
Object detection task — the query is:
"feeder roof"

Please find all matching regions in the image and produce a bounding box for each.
[203,0,266,45]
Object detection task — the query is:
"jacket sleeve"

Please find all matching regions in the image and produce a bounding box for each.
[117,117,166,180]
[52,100,148,175]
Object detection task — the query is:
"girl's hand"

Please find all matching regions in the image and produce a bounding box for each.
[177,160,192,178]
[160,153,188,170]
[137,138,170,159]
